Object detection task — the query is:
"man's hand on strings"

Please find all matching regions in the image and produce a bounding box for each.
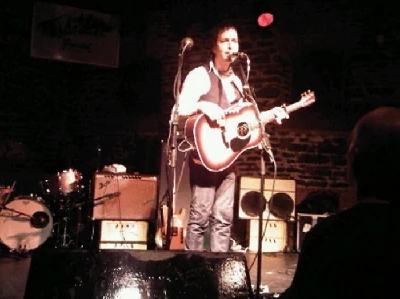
[198,101,226,126]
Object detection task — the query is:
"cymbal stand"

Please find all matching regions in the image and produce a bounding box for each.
[1,181,16,206]
[60,216,71,248]
[52,206,73,249]
[54,194,74,249]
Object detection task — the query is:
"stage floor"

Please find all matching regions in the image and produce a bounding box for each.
[0,249,297,298]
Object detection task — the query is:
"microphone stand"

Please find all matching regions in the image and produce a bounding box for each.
[240,56,274,298]
[253,94,275,299]
[164,45,187,250]
[96,142,102,172]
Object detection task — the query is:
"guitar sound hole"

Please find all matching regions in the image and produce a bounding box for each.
[237,122,249,139]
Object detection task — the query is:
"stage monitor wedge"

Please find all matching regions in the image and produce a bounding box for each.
[24,249,254,298]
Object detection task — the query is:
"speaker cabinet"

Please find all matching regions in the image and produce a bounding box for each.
[248,220,288,252]
[24,249,253,298]
[92,173,158,220]
[239,176,296,221]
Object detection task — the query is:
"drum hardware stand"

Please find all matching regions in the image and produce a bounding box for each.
[96,142,102,172]
[0,181,16,206]
[51,186,88,248]
[61,216,72,248]
[52,194,76,249]
[53,215,73,249]
[74,205,85,249]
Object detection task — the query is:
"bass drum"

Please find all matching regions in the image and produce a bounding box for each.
[0,197,53,251]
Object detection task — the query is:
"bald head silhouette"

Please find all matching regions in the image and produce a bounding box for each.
[347,106,400,202]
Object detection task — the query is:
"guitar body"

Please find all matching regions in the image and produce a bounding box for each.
[169,209,186,250]
[155,204,185,250]
[184,103,264,172]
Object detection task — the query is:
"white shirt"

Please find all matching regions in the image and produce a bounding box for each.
[177,61,244,116]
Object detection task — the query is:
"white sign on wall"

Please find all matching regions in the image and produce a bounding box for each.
[31,2,120,68]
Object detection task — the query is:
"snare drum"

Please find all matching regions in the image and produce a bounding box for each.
[43,168,83,196]
[0,198,53,251]
[58,168,83,195]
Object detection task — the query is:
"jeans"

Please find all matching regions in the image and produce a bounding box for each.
[185,153,236,252]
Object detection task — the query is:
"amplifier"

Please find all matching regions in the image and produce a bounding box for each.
[99,220,148,250]
[92,173,158,220]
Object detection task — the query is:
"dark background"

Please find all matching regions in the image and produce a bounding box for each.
[0,1,167,194]
[1,0,399,195]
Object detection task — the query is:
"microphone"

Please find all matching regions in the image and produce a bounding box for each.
[72,191,121,208]
[93,192,121,205]
[180,37,194,51]
[230,52,249,62]
[229,52,248,63]
[230,52,247,59]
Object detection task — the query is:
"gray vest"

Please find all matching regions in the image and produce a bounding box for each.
[199,65,241,109]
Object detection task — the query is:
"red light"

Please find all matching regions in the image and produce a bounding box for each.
[257,12,274,27]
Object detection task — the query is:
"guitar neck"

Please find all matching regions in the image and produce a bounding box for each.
[285,100,310,114]
[261,99,309,124]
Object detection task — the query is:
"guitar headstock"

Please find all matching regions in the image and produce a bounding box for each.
[300,90,316,107]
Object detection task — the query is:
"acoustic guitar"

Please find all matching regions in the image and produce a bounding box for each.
[182,90,316,172]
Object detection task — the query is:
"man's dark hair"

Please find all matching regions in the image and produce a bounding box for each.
[207,20,238,55]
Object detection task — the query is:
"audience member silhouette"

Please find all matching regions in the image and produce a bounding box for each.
[279,106,400,299]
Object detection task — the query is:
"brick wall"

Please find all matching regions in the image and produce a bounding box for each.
[143,1,400,209]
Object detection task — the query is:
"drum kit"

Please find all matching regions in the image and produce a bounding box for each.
[0,168,94,254]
